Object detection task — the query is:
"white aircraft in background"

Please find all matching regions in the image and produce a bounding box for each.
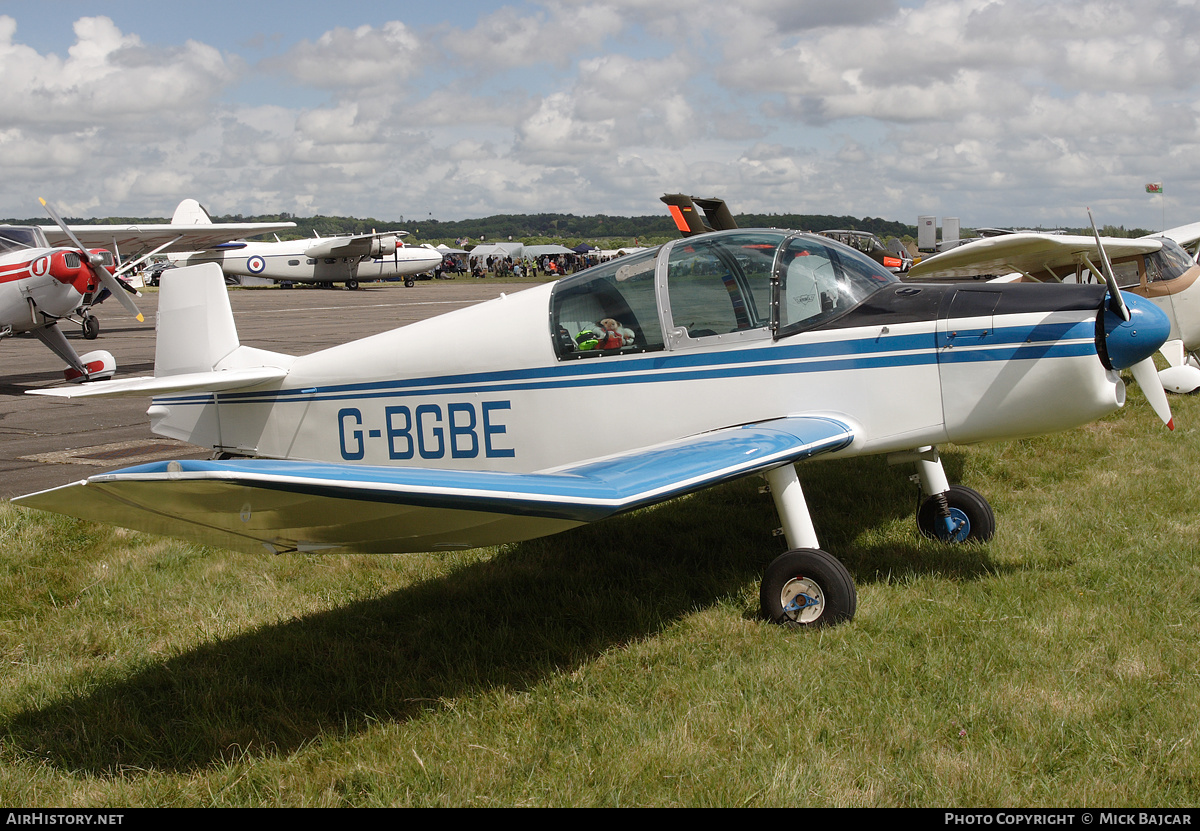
[909,217,1200,393]
[39,199,296,265]
[16,227,1172,626]
[35,198,295,338]
[0,199,150,381]
[165,201,443,289]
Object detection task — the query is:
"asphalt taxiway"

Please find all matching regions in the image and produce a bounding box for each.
[0,280,535,500]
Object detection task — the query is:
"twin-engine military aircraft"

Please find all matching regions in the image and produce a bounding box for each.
[15,223,1173,626]
[164,199,443,289]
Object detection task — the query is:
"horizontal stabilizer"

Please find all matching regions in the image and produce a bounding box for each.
[27,366,288,399]
[14,415,856,555]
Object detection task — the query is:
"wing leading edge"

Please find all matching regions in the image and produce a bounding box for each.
[909,233,1162,281]
[14,415,856,555]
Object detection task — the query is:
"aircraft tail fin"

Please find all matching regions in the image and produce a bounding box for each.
[171,199,214,225]
[155,263,240,375]
[661,194,738,236]
[29,263,293,400]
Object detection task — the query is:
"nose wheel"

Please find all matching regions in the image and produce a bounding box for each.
[916,484,995,543]
[81,314,99,340]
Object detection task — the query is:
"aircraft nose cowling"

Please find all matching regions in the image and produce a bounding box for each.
[1100,291,1171,370]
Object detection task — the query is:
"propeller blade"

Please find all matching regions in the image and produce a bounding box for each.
[1130,356,1175,430]
[38,198,90,252]
[1087,207,1130,322]
[40,198,144,323]
[93,264,144,321]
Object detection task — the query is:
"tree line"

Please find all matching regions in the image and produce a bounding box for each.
[0,209,1155,247]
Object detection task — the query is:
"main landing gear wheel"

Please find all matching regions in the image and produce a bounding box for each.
[81,315,99,340]
[760,548,857,627]
[346,279,359,290]
[404,278,415,287]
[916,484,995,543]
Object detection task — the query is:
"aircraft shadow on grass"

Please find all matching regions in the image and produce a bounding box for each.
[1,453,1002,775]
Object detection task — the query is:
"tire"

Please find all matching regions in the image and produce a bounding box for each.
[346,280,359,290]
[760,548,856,627]
[404,278,415,287]
[916,484,995,543]
[82,316,100,340]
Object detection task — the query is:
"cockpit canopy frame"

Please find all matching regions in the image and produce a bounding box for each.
[548,229,899,360]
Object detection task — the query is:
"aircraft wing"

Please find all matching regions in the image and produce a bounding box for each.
[13,415,856,555]
[40,221,297,257]
[1156,221,1200,250]
[908,233,1162,280]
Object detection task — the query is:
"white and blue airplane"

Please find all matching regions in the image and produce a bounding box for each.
[13,227,1173,626]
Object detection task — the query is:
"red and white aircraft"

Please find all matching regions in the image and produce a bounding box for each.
[0,200,143,382]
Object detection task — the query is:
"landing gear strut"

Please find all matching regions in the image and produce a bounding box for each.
[891,446,995,543]
[760,464,856,627]
[759,447,997,628]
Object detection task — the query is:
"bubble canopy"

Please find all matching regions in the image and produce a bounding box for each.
[549,229,900,359]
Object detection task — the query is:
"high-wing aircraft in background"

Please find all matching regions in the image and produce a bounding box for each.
[164,201,443,289]
[0,199,150,382]
[15,226,1173,626]
[37,198,296,338]
[39,199,297,267]
[909,219,1200,393]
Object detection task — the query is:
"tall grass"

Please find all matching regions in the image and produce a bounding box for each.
[1,388,1198,806]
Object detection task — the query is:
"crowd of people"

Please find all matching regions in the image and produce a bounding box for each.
[435,251,609,280]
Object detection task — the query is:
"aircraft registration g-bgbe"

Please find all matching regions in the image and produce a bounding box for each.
[14,228,1173,626]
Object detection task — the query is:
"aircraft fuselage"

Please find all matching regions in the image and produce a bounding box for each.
[146,231,1141,474]
[171,240,442,285]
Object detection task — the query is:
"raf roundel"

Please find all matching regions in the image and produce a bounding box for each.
[247,256,266,274]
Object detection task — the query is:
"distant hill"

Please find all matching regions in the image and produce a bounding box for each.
[1,209,925,247]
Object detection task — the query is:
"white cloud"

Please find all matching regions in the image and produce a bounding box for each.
[269,21,428,90]
[1,1,1199,229]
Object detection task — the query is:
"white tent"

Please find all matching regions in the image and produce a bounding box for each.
[523,244,576,258]
[468,242,524,261]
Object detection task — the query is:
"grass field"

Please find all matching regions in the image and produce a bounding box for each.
[1,384,1198,806]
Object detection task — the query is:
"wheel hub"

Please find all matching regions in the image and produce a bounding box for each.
[938,507,970,542]
[780,576,824,624]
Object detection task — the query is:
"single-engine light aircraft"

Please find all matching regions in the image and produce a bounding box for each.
[165,202,443,289]
[909,219,1200,394]
[0,199,150,382]
[14,227,1173,626]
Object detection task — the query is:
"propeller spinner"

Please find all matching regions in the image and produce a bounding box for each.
[39,198,144,323]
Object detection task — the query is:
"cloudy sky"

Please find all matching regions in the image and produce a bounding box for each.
[1,0,1196,230]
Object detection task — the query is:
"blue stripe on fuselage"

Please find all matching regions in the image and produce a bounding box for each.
[152,318,1098,408]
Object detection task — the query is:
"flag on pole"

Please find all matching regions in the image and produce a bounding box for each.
[1146,182,1164,194]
